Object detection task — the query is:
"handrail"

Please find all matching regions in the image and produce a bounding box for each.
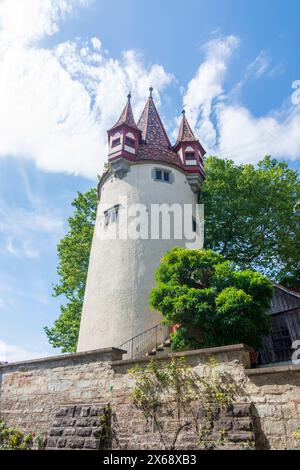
[118,322,163,347]
[118,322,169,360]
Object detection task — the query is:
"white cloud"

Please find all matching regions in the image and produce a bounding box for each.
[0,0,92,47]
[216,104,300,163]
[182,36,239,148]
[0,0,173,179]
[183,35,300,163]
[0,339,50,363]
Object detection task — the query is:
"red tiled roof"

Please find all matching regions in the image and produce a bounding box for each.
[136,143,185,169]
[111,94,139,131]
[138,95,172,148]
[175,112,198,145]
[136,94,184,168]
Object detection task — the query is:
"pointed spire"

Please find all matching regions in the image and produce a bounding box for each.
[111,92,139,130]
[137,88,171,147]
[175,108,199,146]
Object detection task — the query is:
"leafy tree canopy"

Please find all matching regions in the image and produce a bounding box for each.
[44,188,97,352]
[202,156,300,286]
[150,247,273,350]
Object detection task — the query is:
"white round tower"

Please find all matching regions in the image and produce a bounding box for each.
[77,91,206,354]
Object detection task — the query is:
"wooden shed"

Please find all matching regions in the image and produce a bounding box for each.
[259,284,300,364]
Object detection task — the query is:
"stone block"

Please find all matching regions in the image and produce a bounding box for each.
[46,437,58,448]
[52,420,62,427]
[49,428,63,436]
[64,428,76,436]
[228,431,254,442]
[57,438,67,448]
[234,417,253,431]
[232,404,251,417]
[61,418,76,427]
[214,418,233,431]
[55,407,68,417]
[92,428,103,438]
[67,438,85,449]
[253,404,275,418]
[76,428,92,437]
[77,418,91,427]
[84,439,101,449]
[81,406,90,417]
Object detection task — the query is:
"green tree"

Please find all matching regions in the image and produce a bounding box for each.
[150,248,273,350]
[201,156,300,285]
[44,188,97,352]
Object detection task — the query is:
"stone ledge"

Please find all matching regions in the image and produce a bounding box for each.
[246,363,300,376]
[112,343,253,367]
[0,347,126,371]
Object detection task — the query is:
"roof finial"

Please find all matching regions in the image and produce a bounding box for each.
[149,86,153,97]
[181,104,186,116]
[127,91,132,102]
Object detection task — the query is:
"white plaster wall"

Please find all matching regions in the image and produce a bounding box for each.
[77,162,200,352]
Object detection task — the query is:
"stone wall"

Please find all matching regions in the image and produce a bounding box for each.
[245,364,300,449]
[1,344,300,450]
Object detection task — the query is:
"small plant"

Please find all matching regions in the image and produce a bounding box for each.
[292,426,300,447]
[0,420,44,450]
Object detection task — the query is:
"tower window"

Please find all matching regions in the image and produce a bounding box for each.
[192,217,197,233]
[104,205,120,226]
[185,152,196,160]
[125,136,135,148]
[153,168,173,183]
[111,137,121,148]
[155,169,162,180]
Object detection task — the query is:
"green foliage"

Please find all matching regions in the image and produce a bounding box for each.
[150,248,273,350]
[45,187,97,352]
[0,420,44,450]
[129,357,237,449]
[292,426,300,440]
[201,155,300,285]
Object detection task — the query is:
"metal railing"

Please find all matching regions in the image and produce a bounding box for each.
[118,323,169,360]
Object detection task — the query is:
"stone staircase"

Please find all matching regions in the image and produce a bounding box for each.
[146,337,172,358]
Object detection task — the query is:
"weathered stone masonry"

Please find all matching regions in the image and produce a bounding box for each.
[0,344,300,450]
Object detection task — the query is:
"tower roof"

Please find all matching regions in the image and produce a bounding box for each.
[175,110,199,145]
[111,93,139,131]
[174,110,206,157]
[137,88,171,148]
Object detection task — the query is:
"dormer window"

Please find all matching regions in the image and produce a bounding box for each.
[125,136,135,148]
[185,152,195,160]
[111,137,121,148]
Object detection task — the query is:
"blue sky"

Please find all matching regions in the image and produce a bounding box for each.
[0,0,300,361]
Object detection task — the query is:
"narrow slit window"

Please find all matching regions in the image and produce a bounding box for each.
[155,169,162,180]
[163,171,170,182]
[104,205,120,226]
